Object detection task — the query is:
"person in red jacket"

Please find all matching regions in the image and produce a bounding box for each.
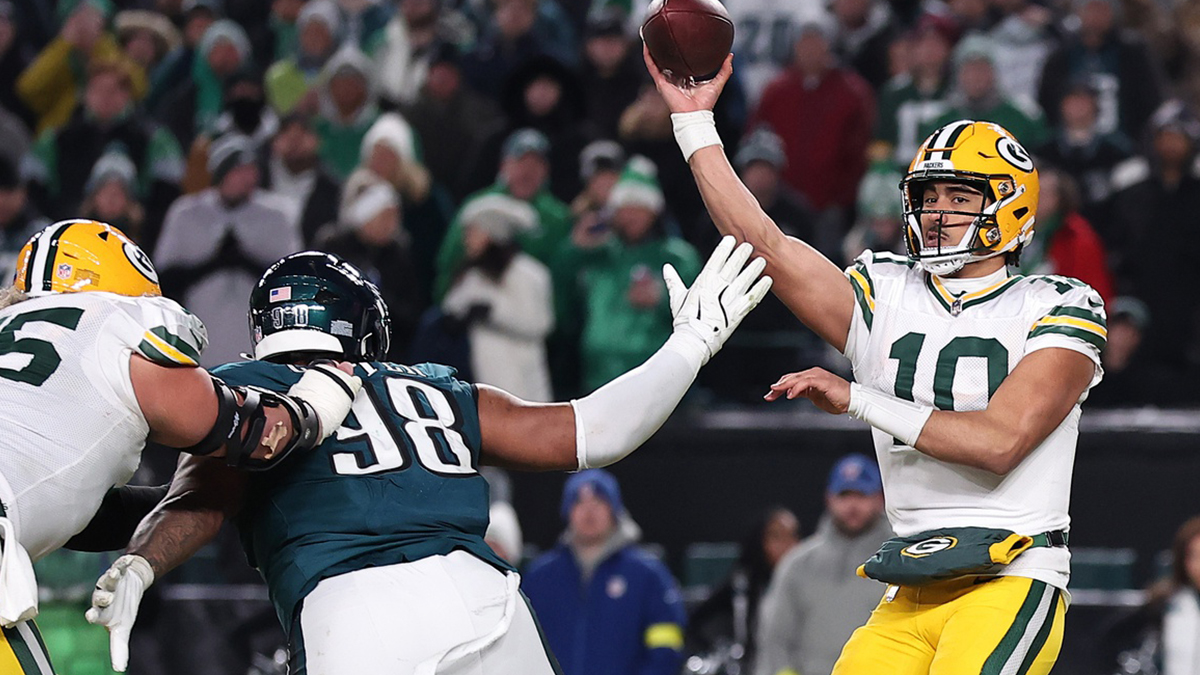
[1021,167,1115,302]
[746,17,875,261]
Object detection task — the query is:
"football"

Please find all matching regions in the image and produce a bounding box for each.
[641,0,735,81]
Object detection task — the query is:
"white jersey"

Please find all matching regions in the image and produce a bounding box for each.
[842,251,1106,590]
[0,292,207,561]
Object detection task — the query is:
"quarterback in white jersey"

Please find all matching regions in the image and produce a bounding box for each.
[0,220,360,674]
[649,48,1101,675]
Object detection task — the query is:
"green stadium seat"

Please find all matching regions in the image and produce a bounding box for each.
[683,541,741,591]
[1068,547,1137,590]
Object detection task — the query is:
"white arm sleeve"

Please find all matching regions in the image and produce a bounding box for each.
[569,333,706,469]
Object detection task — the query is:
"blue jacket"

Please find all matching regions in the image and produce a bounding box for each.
[523,543,686,675]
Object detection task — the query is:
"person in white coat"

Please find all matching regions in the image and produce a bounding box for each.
[442,193,555,401]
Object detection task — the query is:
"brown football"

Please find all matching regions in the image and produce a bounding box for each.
[641,0,735,80]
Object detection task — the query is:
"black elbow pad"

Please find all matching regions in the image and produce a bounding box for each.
[179,377,323,471]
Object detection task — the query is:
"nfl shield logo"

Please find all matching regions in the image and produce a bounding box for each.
[55,263,73,280]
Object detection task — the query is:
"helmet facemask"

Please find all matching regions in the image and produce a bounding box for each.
[900,172,1029,277]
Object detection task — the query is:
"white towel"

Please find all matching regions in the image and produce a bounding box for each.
[0,516,38,627]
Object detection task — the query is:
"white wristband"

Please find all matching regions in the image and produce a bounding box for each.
[671,111,723,162]
[847,382,933,447]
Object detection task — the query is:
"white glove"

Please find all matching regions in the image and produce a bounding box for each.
[663,235,772,365]
[86,554,155,672]
[287,363,363,441]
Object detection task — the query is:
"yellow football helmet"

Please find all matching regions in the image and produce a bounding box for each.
[13,219,161,297]
[900,120,1040,276]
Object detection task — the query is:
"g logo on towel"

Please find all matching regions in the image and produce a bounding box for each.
[901,536,958,558]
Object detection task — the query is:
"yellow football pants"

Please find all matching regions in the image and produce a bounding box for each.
[831,575,1066,675]
[0,621,55,674]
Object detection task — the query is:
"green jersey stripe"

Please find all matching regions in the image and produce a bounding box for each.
[1030,324,1106,350]
[849,265,874,330]
[1048,306,1107,328]
[148,326,202,362]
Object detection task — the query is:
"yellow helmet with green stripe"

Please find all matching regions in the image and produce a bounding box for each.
[13,220,162,297]
[901,120,1040,276]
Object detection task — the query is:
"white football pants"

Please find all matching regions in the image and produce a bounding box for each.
[295,550,559,675]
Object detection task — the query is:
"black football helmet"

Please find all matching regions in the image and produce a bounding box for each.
[249,252,391,362]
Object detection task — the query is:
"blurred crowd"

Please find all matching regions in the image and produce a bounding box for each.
[0,0,1198,404]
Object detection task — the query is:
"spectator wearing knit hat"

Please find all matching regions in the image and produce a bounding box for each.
[360,111,455,303]
[314,168,421,359]
[265,0,343,115]
[264,112,342,247]
[569,139,624,244]
[871,14,956,167]
[922,35,1050,151]
[463,54,595,203]
[554,156,700,394]
[157,18,254,149]
[399,41,502,201]
[1032,78,1134,227]
[114,10,181,72]
[21,56,182,245]
[157,17,253,150]
[524,469,687,675]
[1038,0,1165,140]
[17,0,140,134]
[154,132,301,366]
[578,7,643,140]
[180,68,280,194]
[80,150,144,240]
[144,0,220,114]
[748,16,873,227]
[434,128,572,301]
[315,45,382,179]
[1108,100,1200,380]
[441,193,554,401]
[372,0,476,108]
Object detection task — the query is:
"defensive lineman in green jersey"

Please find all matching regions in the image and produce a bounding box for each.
[88,246,772,674]
[212,358,511,634]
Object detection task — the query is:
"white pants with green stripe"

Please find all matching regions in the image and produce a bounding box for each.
[832,575,1065,675]
[293,551,559,675]
[1,621,55,675]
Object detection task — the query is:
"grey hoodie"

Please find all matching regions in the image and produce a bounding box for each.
[754,513,895,675]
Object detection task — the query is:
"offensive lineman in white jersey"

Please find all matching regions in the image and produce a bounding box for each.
[647,48,1104,674]
[0,220,360,674]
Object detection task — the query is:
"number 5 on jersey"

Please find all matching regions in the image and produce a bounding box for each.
[331,376,476,476]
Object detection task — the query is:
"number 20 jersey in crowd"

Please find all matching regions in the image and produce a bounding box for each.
[0,292,207,561]
[211,360,512,634]
[842,250,1106,591]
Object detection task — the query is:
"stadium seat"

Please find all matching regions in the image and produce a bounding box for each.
[1068,547,1137,590]
[683,541,741,591]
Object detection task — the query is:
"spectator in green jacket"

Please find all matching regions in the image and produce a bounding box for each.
[314,45,381,180]
[434,128,572,300]
[923,35,1050,150]
[265,0,342,115]
[556,155,700,393]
